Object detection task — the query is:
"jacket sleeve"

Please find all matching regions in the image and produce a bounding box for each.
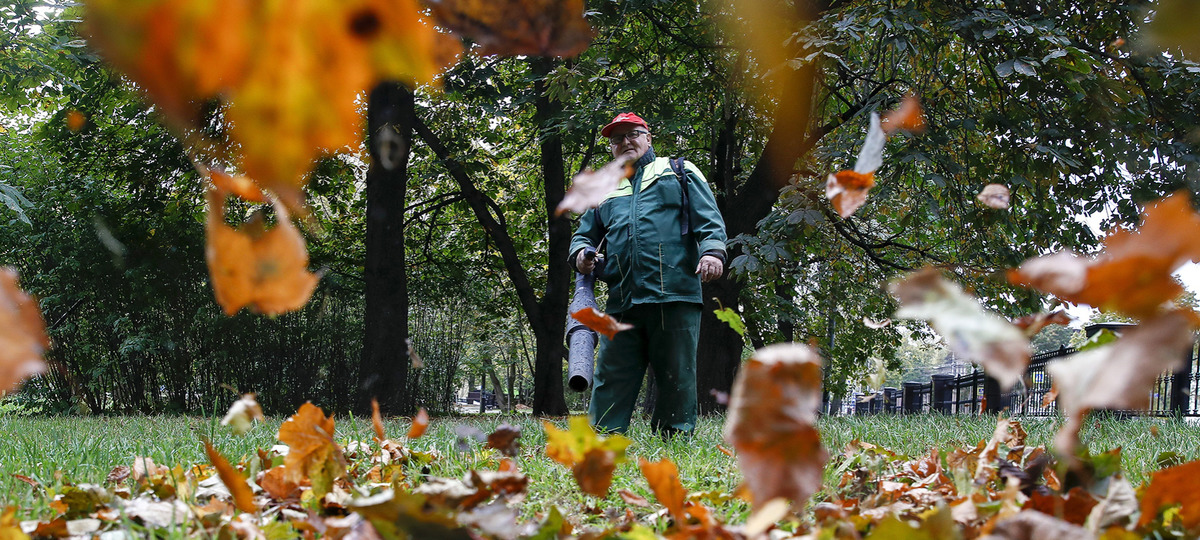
[568,208,603,272]
[683,162,727,258]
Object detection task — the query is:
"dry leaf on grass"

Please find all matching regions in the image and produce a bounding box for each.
[220,394,263,435]
[0,267,48,396]
[485,423,521,457]
[570,307,633,340]
[639,458,687,525]
[277,402,345,496]
[1138,458,1200,530]
[722,343,827,511]
[555,158,634,217]
[407,408,429,439]
[371,398,386,442]
[890,267,1030,390]
[543,417,629,497]
[202,441,256,513]
[1048,310,1197,456]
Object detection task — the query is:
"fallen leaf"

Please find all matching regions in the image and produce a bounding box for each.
[573,448,617,497]
[202,441,256,513]
[639,458,687,525]
[1138,458,1200,530]
[722,343,827,511]
[890,267,1030,390]
[371,398,387,442]
[0,268,48,396]
[570,307,633,340]
[619,489,650,507]
[258,465,299,500]
[717,444,734,457]
[853,112,887,174]
[555,157,633,217]
[1048,310,1197,456]
[406,338,424,369]
[1013,310,1072,337]
[220,394,264,435]
[205,190,320,316]
[424,0,592,57]
[986,510,1091,539]
[543,417,629,497]
[277,402,345,497]
[825,170,876,219]
[880,94,925,134]
[407,408,429,439]
[484,423,521,457]
[977,184,1011,209]
[206,169,266,203]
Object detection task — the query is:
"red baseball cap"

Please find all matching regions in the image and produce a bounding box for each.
[600,112,650,137]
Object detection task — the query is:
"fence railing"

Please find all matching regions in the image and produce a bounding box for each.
[833,327,1200,418]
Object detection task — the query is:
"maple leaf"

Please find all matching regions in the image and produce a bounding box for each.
[407,408,429,439]
[639,458,687,525]
[424,0,593,57]
[570,307,633,340]
[543,416,630,497]
[722,343,827,511]
[484,423,521,457]
[890,267,1030,390]
[202,440,256,513]
[205,190,320,316]
[555,157,634,217]
[220,394,263,435]
[977,183,1011,209]
[277,402,345,497]
[0,267,48,396]
[1048,310,1197,456]
[1010,192,1200,319]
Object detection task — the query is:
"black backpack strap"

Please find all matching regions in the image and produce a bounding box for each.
[669,157,691,236]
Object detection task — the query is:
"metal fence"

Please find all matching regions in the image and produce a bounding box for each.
[834,323,1200,418]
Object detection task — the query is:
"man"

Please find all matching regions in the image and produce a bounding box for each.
[569,112,727,435]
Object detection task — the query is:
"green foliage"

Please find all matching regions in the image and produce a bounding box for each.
[713,307,746,336]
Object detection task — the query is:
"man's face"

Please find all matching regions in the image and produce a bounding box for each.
[609,125,651,161]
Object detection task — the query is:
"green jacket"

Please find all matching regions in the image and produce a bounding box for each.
[570,156,727,313]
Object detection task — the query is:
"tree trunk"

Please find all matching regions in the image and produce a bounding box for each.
[358,82,414,415]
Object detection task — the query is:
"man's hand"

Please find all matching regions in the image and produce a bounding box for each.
[695,255,723,282]
[576,249,597,274]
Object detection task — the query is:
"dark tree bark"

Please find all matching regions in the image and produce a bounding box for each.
[358,82,414,415]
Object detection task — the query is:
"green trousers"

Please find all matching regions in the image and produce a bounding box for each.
[588,302,700,435]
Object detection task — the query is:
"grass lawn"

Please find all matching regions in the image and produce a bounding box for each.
[2,411,1198,527]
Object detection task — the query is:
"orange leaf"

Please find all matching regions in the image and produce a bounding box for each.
[205,190,319,316]
[276,402,343,488]
[1011,192,1200,319]
[1013,309,1073,337]
[407,408,429,439]
[424,0,593,57]
[880,94,925,134]
[573,448,617,497]
[639,458,687,525]
[618,489,650,507]
[207,169,266,203]
[1139,459,1200,529]
[64,110,87,131]
[0,267,48,396]
[203,440,257,513]
[570,307,633,340]
[371,398,386,442]
[824,170,875,218]
[722,343,827,511]
[556,158,634,217]
[259,465,299,500]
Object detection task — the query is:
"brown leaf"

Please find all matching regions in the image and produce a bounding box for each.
[570,307,633,340]
[203,440,257,513]
[0,267,48,396]
[722,343,827,511]
[556,158,634,217]
[277,402,344,492]
[1010,192,1200,319]
[639,458,687,525]
[258,465,299,500]
[65,110,87,132]
[407,408,430,439]
[573,448,617,497]
[1024,487,1096,526]
[104,466,130,485]
[12,474,37,488]
[207,169,266,203]
[484,423,521,457]
[825,170,876,218]
[1048,310,1197,455]
[717,444,734,457]
[1138,458,1200,529]
[424,0,592,57]
[205,190,320,316]
[1013,310,1072,337]
[984,510,1091,540]
[220,393,264,435]
[891,267,1030,390]
[371,398,386,443]
[977,184,1012,210]
[880,94,926,134]
[619,489,650,507]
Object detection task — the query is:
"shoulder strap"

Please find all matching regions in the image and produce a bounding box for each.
[669,157,691,236]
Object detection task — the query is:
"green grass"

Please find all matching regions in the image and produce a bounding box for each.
[3,412,1199,527]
